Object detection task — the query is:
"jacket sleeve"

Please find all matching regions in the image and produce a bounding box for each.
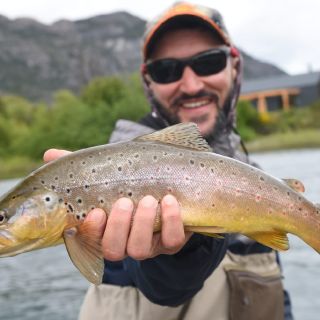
[123,234,228,306]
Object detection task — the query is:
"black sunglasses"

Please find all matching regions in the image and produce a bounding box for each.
[145,47,231,84]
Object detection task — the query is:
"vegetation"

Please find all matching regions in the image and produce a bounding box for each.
[0,73,319,179]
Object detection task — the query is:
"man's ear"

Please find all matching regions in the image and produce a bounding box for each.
[231,56,240,81]
[141,63,151,87]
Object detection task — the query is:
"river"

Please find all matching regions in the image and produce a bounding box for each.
[0,148,319,320]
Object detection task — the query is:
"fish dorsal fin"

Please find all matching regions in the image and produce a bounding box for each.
[134,123,212,152]
[282,179,305,193]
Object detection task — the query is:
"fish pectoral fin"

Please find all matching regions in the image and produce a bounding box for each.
[246,230,289,251]
[185,226,226,238]
[282,179,305,193]
[63,221,104,285]
[134,123,212,152]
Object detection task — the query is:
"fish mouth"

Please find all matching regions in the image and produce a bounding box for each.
[0,229,41,257]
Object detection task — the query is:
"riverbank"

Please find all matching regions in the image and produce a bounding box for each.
[0,129,319,180]
[246,129,320,153]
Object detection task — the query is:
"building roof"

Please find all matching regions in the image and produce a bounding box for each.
[241,71,320,94]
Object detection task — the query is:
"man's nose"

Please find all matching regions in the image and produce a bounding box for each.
[179,66,204,95]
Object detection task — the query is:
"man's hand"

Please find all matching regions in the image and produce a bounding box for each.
[43,149,192,261]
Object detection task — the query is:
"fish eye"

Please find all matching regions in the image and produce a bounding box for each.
[0,210,7,224]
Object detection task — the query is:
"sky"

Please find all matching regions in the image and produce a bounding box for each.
[1,0,319,75]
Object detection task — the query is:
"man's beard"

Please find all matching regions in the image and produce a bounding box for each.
[151,88,234,143]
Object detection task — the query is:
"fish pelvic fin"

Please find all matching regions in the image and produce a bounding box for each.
[184,226,225,238]
[134,123,212,152]
[282,179,305,193]
[246,230,289,251]
[63,221,104,285]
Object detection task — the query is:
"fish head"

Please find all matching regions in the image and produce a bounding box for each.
[0,187,67,256]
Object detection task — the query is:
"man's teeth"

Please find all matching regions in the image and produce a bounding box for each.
[182,100,210,108]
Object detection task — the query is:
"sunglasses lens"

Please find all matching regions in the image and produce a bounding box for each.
[192,51,227,76]
[147,60,182,84]
[146,49,229,84]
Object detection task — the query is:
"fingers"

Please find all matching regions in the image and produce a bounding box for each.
[102,198,133,261]
[160,194,186,253]
[43,149,71,163]
[127,196,158,260]
[85,208,107,239]
[102,194,190,261]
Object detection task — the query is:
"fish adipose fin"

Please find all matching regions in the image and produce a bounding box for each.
[246,230,289,251]
[185,226,225,238]
[282,179,305,193]
[63,221,104,285]
[134,123,212,152]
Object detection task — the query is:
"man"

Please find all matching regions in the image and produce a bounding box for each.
[45,2,293,319]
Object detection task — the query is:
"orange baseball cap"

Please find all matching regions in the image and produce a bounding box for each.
[143,2,233,60]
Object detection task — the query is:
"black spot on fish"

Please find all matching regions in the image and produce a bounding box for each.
[11,195,16,199]
[200,163,205,168]
[70,161,74,165]
[212,203,215,208]
[287,191,291,196]
[163,152,168,156]
[119,153,124,157]
[190,160,195,165]
[68,204,74,212]
[55,177,59,181]
[105,182,109,186]
[85,185,90,190]
[153,156,158,161]
[66,188,71,194]
[167,187,173,193]
[77,198,82,204]
[90,206,95,210]
[69,174,73,178]
[179,152,184,157]
[82,213,87,218]
[59,198,63,203]
[219,160,224,164]
[45,197,51,202]
[51,185,56,190]
[259,176,265,182]
[128,192,133,197]
[128,160,133,165]
[76,215,81,220]
[82,161,86,165]
[41,180,45,184]
[134,154,139,158]
[92,169,96,173]
[107,157,111,161]
[211,168,214,174]
[118,167,122,172]
[99,199,105,204]
[33,187,38,191]
[89,155,93,159]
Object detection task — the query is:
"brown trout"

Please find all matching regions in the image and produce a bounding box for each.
[0,123,319,284]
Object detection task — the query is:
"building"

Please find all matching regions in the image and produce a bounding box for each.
[240,71,320,113]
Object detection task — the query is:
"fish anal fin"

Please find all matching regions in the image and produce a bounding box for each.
[282,179,305,193]
[134,123,212,152]
[246,231,289,251]
[185,226,225,238]
[63,221,104,285]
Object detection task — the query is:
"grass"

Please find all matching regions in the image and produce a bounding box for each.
[0,156,42,180]
[246,129,320,152]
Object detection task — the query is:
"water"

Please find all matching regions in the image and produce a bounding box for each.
[0,149,320,320]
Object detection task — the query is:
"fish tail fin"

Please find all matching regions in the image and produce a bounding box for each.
[63,218,104,284]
